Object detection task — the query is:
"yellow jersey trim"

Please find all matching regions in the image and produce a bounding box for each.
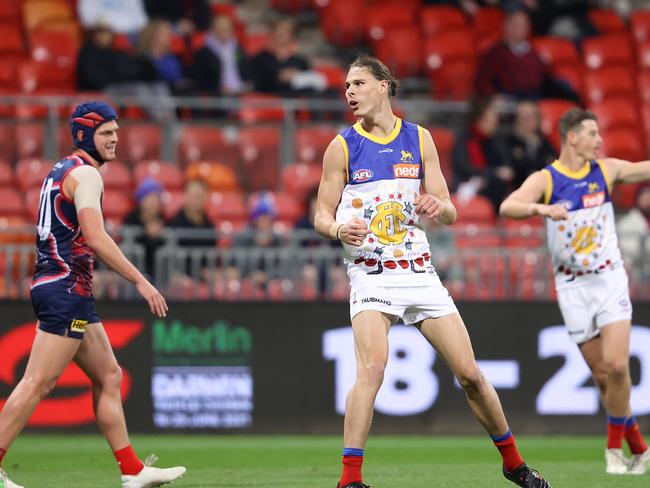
[417,125,425,164]
[551,159,590,179]
[542,168,553,204]
[336,134,349,183]
[353,117,402,145]
[595,159,612,193]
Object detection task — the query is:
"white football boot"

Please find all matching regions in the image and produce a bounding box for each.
[605,448,629,474]
[628,449,650,475]
[0,468,24,488]
[121,455,186,488]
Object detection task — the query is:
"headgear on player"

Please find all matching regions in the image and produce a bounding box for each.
[70,101,118,164]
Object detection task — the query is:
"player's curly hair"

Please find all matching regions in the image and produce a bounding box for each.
[559,108,597,143]
[350,54,399,97]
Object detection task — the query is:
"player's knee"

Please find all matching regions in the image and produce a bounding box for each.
[604,358,629,380]
[95,363,123,391]
[23,373,58,399]
[358,360,386,390]
[456,365,484,393]
[592,368,608,391]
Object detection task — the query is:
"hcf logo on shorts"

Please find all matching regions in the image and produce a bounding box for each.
[70,319,88,334]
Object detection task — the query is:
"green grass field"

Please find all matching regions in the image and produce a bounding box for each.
[2,435,648,487]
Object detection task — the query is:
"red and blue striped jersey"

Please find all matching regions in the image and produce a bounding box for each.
[31,155,96,296]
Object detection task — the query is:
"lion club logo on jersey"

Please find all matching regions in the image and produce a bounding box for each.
[400,150,414,162]
[352,168,374,183]
[394,164,420,179]
[582,191,605,208]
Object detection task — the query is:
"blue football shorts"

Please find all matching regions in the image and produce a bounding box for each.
[30,287,101,339]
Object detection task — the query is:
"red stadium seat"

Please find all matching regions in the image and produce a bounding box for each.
[281,162,322,200]
[451,195,495,224]
[641,102,650,147]
[420,6,467,37]
[98,160,133,192]
[0,58,22,91]
[242,32,270,57]
[295,125,337,164]
[590,98,640,132]
[0,125,16,163]
[454,223,501,248]
[428,126,455,184]
[0,23,25,56]
[15,157,51,191]
[600,128,647,162]
[583,35,634,70]
[178,125,240,167]
[205,191,248,223]
[0,0,22,21]
[15,123,44,159]
[101,190,133,222]
[538,99,578,150]
[133,160,184,191]
[160,190,184,221]
[423,31,476,100]
[553,64,585,99]
[29,29,78,68]
[584,67,637,104]
[373,27,423,78]
[119,124,161,164]
[313,63,346,91]
[185,161,242,193]
[238,127,280,191]
[0,188,24,217]
[24,187,41,223]
[238,94,285,124]
[265,191,304,224]
[532,36,579,69]
[612,183,640,211]
[271,0,314,14]
[589,9,626,35]
[18,60,75,93]
[631,10,650,45]
[473,7,503,51]
[319,0,366,47]
[365,4,415,42]
[0,161,13,189]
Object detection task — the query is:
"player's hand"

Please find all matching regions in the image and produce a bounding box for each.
[536,203,568,221]
[136,279,168,317]
[340,217,371,246]
[414,193,444,221]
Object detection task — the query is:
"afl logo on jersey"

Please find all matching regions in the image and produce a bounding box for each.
[352,168,374,182]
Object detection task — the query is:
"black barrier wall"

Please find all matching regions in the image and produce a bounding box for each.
[0,301,648,434]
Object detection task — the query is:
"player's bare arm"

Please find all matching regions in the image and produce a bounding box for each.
[418,128,456,225]
[602,157,650,184]
[65,167,168,317]
[314,137,371,246]
[500,171,568,221]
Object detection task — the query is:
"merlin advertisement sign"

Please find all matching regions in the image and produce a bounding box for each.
[0,301,648,433]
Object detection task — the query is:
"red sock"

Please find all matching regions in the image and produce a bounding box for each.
[0,447,6,466]
[113,445,144,475]
[607,416,626,449]
[492,430,524,473]
[339,451,364,487]
[625,417,648,455]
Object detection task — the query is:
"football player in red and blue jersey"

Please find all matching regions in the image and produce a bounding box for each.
[0,101,185,488]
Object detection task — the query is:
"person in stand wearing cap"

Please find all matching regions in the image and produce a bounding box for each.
[0,101,186,488]
[123,178,166,282]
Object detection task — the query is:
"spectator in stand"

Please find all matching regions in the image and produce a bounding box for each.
[495,100,556,189]
[452,97,514,212]
[617,183,650,271]
[191,15,253,96]
[475,9,579,100]
[122,178,166,282]
[78,0,148,40]
[77,23,157,91]
[137,19,190,94]
[144,0,212,34]
[167,178,217,281]
[252,18,327,96]
[230,193,284,290]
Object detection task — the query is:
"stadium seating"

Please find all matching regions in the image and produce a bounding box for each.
[0,161,13,189]
[238,127,281,191]
[423,30,476,100]
[29,29,78,68]
[373,27,423,78]
[589,9,626,35]
[532,37,580,70]
[238,93,285,124]
[319,0,366,47]
[98,160,133,192]
[0,188,24,217]
[15,123,44,159]
[101,190,133,222]
[185,161,242,193]
[451,195,495,224]
[631,10,650,45]
[600,128,647,162]
[420,6,467,37]
[18,60,75,93]
[0,60,21,92]
[473,7,503,53]
[261,191,304,224]
[365,3,415,42]
[584,67,637,104]
[590,98,640,132]
[538,99,579,150]
[0,125,16,163]
[160,190,184,220]
[15,157,51,191]
[583,35,634,70]
[120,124,162,164]
[0,1,21,21]
[22,0,74,33]
[205,191,248,224]
[271,0,315,14]
[0,23,25,56]
[553,64,585,98]
[428,126,454,184]
[242,32,270,57]
[133,160,185,191]
[178,125,240,168]
[281,162,322,200]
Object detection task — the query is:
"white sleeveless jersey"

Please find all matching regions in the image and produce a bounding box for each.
[334,119,435,286]
[543,160,623,288]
